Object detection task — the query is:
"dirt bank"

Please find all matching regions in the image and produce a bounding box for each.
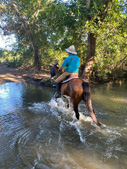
[0,65,50,85]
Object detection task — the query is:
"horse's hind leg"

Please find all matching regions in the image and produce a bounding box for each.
[63,96,70,109]
[67,98,70,109]
[72,100,80,120]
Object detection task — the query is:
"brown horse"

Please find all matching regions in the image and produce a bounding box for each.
[50,64,102,127]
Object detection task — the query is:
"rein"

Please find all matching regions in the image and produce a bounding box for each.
[56,69,62,78]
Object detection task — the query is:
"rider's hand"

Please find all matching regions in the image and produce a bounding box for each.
[58,66,62,71]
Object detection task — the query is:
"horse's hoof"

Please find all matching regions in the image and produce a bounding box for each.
[76,115,79,120]
[99,124,106,129]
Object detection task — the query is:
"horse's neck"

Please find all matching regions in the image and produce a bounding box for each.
[57,70,62,77]
[55,69,58,75]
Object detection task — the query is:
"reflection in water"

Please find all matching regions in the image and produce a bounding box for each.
[91,83,127,118]
[0,82,127,169]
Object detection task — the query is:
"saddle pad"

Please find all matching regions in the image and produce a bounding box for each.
[62,77,79,83]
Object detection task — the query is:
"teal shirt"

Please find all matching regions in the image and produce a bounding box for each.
[62,54,80,73]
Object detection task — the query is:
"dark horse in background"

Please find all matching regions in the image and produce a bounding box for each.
[50,64,102,128]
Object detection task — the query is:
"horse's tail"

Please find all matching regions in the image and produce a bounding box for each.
[82,82,101,126]
[82,81,102,127]
[82,82,91,105]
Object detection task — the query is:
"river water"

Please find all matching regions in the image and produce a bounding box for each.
[0,82,127,169]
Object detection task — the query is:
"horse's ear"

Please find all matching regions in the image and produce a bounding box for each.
[49,64,53,67]
[55,63,59,68]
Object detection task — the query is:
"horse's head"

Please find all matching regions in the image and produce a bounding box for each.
[50,64,58,78]
[50,64,63,78]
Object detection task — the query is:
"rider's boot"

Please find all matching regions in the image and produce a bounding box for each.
[55,83,61,99]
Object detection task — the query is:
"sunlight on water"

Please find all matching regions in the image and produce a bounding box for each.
[0,83,23,114]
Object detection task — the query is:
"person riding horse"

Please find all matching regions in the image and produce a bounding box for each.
[55,45,80,99]
[50,63,102,127]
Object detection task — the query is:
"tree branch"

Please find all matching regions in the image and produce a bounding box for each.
[13,4,35,50]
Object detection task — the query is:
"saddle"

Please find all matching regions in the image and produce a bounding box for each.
[61,74,78,83]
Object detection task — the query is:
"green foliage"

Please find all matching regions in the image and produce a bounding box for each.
[0,48,33,68]
[39,46,68,66]
[0,49,23,67]
[94,0,127,79]
[1,0,127,81]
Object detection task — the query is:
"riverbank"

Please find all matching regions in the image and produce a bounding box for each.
[0,64,126,87]
[0,64,50,85]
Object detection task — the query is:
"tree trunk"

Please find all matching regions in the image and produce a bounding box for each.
[82,32,96,81]
[86,0,90,7]
[13,4,41,73]
[81,1,111,81]
[34,47,40,73]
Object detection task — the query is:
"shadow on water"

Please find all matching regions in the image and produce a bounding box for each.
[0,82,127,169]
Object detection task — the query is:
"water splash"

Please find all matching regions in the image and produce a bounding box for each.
[69,120,86,143]
[28,102,49,114]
